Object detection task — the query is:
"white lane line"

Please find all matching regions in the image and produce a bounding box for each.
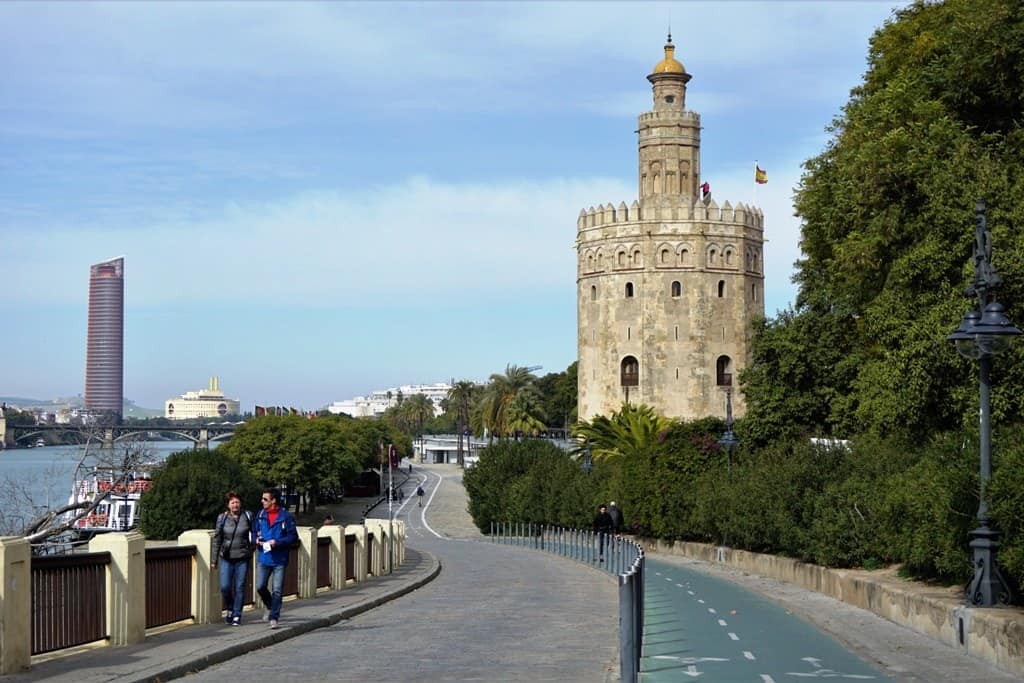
[687,590,695,595]
[728,632,739,641]
[697,599,705,604]
[744,651,756,660]
[708,608,716,614]
[419,471,445,538]
[760,676,775,683]
[655,572,662,576]
[675,583,684,588]
[718,619,727,626]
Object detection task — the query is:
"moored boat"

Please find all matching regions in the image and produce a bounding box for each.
[67,467,154,534]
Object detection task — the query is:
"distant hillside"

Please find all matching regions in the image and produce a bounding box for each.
[0,396,162,418]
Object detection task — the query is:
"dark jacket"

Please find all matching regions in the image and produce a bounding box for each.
[608,505,623,532]
[256,506,299,567]
[593,510,613,534]
[212,510,256,562]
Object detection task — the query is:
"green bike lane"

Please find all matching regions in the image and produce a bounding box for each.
[642,557,890,682]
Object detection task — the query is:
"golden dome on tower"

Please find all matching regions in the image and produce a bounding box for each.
[652,34,686,74]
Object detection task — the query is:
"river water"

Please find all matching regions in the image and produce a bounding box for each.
[0,441,204,533]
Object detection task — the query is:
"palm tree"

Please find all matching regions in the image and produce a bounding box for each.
[446,380,478,467]
[401,393,434,458]
[480,364,543,440]
[573,403,674,462]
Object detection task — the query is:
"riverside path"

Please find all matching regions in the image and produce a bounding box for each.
[189,463,621,682]
[191,464,1021,682]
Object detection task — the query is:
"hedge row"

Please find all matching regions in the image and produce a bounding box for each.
[463,425,1024,600]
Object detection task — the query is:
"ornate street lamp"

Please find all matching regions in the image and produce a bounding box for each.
[947,200,1021,607]
[717,388,739,474]
[582,443,593,474]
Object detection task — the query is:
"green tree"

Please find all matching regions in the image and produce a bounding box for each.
[746,0,1024,442]
[446,380,480,466]
[139,449,262,540]
[478,364,544,440]
[573,403,675,462]
[217,415,362,512]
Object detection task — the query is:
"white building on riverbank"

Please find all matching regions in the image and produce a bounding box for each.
[326,382,453,418]
[165,377,240,420]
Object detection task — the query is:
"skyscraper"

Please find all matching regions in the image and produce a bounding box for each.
[85,257,124,420]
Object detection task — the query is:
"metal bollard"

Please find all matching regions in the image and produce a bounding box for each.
[619,572,637,683]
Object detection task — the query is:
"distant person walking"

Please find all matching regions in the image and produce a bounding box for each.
[417,485,425,507]
[593,504,613,562]
[211,491,256,626]
[255,488,298,629]
[608,501,623,534]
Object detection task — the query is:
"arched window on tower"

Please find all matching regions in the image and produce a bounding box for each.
[618,251,626,267]
[680,249,689,265]
[716,356,733,387]
[708,248,717,265]
[751,283,758,302]
[625,282,634,298]
[671,281,681,297]
[724,249,733,266]
[591,285,597,301]
[661,248,671,264]
[632,248,641,266]
[621,356,639,387]
[718,280,725,298]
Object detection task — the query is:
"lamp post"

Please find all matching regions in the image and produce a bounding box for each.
[717,388,739,476]
[717,388,739,547]
[947,200,1021,607]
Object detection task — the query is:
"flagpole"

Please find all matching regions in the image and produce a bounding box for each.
[754,160,759,207]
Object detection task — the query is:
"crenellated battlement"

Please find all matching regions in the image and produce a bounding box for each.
[638,110,701,125]
[576,197,764,232]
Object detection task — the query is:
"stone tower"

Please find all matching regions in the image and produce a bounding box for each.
[576,36,765,422]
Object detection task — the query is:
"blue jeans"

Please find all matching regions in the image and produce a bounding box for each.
[255,562,286,620]
[219,558,249,618]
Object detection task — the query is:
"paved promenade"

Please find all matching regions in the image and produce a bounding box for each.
[11,463,1022,682]
[12,463,619,682]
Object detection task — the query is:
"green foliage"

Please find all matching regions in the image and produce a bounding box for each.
[139,450,262,540]
[464,439,593,532]
[217,415,395,509]
[878,434,976,582]
[535,362,578,428]
[988,428,1024,591]
[743,0,1024,443]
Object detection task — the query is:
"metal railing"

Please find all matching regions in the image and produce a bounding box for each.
[489,522,644,683]
[316,537,331,589]
[31,551,110,655]
[144,545,195,628]
[345,534,356,581]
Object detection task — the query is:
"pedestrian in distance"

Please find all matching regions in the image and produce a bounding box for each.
[322,513,335,526]
[211,491,256,626]
[408,462,413,474]
[608,501,624,535]
[255,488,299,630]
[417,484,425,507]
[593,504,613,562]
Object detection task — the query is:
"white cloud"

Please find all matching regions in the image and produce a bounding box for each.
[2,176,636,306]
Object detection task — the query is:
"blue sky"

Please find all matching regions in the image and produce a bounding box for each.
[0,1,906,410]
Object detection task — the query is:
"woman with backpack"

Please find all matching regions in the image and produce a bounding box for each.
[211,491,256,626]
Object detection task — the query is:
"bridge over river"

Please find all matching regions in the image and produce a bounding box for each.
[0,421,238,449]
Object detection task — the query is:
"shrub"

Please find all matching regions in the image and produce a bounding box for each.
[139,450,262,540]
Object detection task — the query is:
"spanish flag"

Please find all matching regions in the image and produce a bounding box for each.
[755,165,768,184]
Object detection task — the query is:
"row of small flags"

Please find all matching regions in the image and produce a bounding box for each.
[698,163,767,200]
[254,406,317,419]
